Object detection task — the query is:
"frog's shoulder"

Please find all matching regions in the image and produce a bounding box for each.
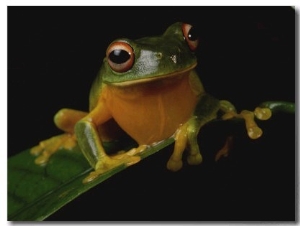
[89,68,105,111]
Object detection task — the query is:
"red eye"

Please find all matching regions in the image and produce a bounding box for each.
[106,41,134,73]
[182,23,199,51]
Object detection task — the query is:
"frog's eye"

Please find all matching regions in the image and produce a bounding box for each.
[106,41,134,73]
[182,23,199,51]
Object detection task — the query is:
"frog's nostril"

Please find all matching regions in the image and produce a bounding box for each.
[156,52,163,59]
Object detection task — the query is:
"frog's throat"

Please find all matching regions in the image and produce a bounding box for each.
[109,63,197,87]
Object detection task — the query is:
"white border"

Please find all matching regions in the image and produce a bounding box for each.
[2,1,299,226]
[3,0,300,6]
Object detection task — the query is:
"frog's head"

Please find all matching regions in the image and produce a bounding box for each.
[101,22,199,86]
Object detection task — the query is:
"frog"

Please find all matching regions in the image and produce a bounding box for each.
[31,22,272,183]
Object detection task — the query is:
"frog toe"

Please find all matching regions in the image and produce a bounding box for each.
[167,158,183,171]
[61,134,77,149]
[254,107,272,120]
[34,154,50,165]
[110,153,141,166]
[82,170,101,184]
[187,153,202,165]
[240,110,264,139]
[30,145,44,156]
[33,142,61,165]
[125,145,148,156]
[247,125,263,139]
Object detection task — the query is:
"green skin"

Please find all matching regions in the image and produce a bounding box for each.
[32,22,287,183]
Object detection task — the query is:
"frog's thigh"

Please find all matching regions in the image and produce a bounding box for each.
[54,108,88,133]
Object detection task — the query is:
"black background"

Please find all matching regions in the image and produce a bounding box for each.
[8,6,295,221]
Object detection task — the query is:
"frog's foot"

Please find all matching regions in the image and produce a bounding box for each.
[187,152,203,165]
[30,133,77,165]
[167,158,183,172]
[82,150,142,184]
[221,101,272,139]
[215,136,233,161]
[167,143,203,171]
[167,120,203,171]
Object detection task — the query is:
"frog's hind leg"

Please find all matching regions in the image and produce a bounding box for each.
[167,94,220,171]
[215,136,233,161]
[54,108,88,133]
[31,108,87,165]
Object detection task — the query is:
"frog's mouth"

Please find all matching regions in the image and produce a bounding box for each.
[110,63,197,87]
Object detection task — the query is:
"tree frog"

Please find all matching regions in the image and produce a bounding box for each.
[31,22,272,183]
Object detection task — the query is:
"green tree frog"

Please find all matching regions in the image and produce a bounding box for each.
[31,22,272,183]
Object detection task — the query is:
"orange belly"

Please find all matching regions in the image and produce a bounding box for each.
[103,73,200,145]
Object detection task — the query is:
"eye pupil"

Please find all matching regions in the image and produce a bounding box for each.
[109,49,131,64]
[188,26,198,41]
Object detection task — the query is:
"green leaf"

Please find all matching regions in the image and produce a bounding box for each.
[7,137,175,221]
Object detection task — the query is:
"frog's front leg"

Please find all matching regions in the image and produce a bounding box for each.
[75,103,141,184]
[31,108,87,165]
[167,94,220,171]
